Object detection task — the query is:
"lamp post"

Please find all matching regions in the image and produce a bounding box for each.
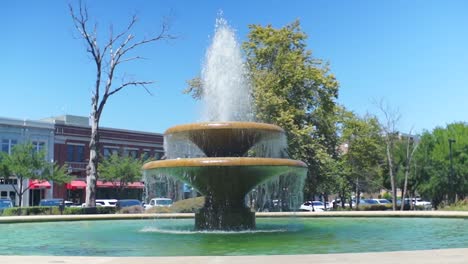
[448,139,456,203]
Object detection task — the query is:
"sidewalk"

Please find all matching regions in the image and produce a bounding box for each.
[2,248,468,264]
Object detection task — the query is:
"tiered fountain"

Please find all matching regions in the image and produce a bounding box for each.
[142,18,307,230]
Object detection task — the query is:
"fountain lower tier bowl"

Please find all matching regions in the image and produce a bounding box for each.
[165,122,285,157]
[143,157,307,230]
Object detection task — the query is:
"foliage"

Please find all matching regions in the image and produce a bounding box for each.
[170,196,205,213]
[440,199,468,211]
[118,205,144,214]
[0,142,71,207]
[413,122,468,208]
[145,196,205,213]
[2,206,60,216]
[243,21,339,188]
[98,153,144,198]
[338,110,384,201]
[1,206,117,216]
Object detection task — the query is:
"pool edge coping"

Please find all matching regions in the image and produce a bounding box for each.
[1,210,467,224]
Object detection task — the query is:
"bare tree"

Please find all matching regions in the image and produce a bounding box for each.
[400,129,419,211]
[69,2,174,207]
[376,99,400,211]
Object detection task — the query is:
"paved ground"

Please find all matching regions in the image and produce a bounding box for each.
[2,248,468,264]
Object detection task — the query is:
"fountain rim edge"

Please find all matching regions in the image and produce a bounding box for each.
[142,157,307,170]
[164,121,285,135]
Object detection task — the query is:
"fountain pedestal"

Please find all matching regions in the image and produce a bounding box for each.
[195,207,255,230]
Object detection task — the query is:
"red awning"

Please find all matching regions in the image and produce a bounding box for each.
[66,180,87,190]
[29,180,51,189]
[97,180,144,189]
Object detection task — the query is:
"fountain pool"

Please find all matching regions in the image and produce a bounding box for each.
[1,217,467,256]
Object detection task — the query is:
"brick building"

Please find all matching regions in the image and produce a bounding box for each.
[42,115,164,204]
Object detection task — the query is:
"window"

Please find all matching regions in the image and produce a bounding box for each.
[126,149,138,159]
[1,139,17,154]
[9,192,15,202]
[67,145,74,162]
[0,191,7,198]
[32,141,45,153]
[103,147,119,158]
[67,144,86,162]
[154,152,163,160]
[0,178,18,185]
[76,145,84,162]
[141,150,151,160]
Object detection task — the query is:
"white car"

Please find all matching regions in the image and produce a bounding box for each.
[372,199,391,204]
[81,199,117,207]
[144,198,173,210]
[413,198,432,208]
[299,201,326,212]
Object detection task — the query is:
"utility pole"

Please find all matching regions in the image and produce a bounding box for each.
[448,139,456,203]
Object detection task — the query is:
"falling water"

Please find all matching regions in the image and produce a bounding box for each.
[200,17,254,122]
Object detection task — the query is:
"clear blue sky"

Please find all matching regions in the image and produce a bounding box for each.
[1,0,467,134]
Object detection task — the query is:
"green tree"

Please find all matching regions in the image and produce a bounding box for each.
[413,123,468,208]
[338,111,384,208]
[185,20,340,204]
[98,153,143,199]
[0,143,70,207]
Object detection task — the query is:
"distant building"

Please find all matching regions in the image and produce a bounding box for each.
[42,115,165,204]
[0,116,55,206]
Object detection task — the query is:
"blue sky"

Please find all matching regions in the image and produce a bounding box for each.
[1,0,467,134]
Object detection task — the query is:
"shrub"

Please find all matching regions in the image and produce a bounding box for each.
[63,207,116,215]
[2,206,60,216]
[145,196,205,214]
[145,206,172,214]
[1,206,117,216]
[440,199,468,211]
[358,204,392,211]
[119,205,144,214]
[171,196,204,213]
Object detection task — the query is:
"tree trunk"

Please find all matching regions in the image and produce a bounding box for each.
[386,141,396,211]
[401,167,409,211]
[85,116,99,207]
[18,179,24,208]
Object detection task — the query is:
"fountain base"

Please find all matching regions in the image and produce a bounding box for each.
[195,207,255,230]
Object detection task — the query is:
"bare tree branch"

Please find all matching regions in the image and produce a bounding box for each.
[69,1,174,207]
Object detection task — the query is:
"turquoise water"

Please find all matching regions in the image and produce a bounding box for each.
[0,217,467,256]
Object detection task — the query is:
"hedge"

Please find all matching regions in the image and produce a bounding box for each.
[2,206,116,216]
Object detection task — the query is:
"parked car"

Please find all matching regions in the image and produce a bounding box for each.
[372,199,391,204]
[81,199,117,207]
[405,198,432,209]
[96,199,117,207]
[116,199,142,210]
[39,199,64,206]
[299,201,326,212]
[39,199,74,207]
[0,198,13,213]
[144,198,173,210]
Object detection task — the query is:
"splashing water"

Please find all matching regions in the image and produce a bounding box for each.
[201,16,254,122]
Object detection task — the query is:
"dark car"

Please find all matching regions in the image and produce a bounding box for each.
[39,198,64,206]
[116,199,142,209]
[0,198,14,213]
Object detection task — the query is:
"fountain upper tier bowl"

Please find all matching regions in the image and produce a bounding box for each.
[165,122,285,157]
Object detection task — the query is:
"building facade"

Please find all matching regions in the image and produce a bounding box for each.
[0,117,55,206]
[43,115,165,204]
